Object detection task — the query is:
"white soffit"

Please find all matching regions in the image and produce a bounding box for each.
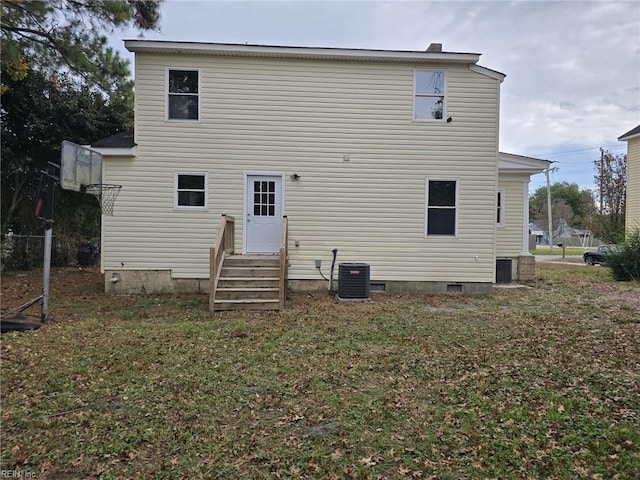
[469,64,506,82]
[499,152,550,175]
[83,145,136,158]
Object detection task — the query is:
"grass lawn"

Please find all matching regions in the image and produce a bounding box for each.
[1,264,639,479]
[531,245,590,256]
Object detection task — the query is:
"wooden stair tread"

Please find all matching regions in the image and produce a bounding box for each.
[217,287,279,291]
[218,276,279,281]
[214,299,279,304]
[222,266,279,269]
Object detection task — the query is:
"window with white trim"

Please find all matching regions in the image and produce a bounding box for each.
[167,69,199,120]
[497,190,505,226]
[175,172,207,209]
[414,70,445,121]
[425,179,458,236]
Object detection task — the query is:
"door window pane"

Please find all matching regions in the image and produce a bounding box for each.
[253,181,276,216]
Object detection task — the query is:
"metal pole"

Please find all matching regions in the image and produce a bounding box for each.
[546,168,553,253]
[41,163,56,322]
[42,222,52,321]
[599,148,604,215]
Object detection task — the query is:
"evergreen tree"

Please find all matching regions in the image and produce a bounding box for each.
[1,0,160,93]
[1,0,161,239]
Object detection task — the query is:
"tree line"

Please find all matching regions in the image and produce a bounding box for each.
[1,0,161,243]
[529,150,627,244]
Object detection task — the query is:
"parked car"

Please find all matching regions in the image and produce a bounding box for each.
[583,245,620,266]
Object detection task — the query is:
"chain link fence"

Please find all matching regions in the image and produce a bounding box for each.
[1,234,100,271]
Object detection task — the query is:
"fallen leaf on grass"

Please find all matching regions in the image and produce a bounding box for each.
[359,456,376,466]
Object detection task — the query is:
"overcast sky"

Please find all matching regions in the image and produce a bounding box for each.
[110,0,640,193]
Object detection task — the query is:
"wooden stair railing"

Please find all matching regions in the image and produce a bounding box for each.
[279,215,288,311]
[209,214,235,311]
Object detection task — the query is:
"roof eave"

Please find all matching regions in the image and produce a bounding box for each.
[86,146,137,158]
[124,40,482,64]
[618,124,640,141]
[469,64,506,82]
[499,152,550,175]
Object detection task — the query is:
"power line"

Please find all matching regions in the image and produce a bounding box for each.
[529,143,626,158]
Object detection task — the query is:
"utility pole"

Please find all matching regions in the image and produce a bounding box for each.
[599,148,604,215]
[545,165,558,253]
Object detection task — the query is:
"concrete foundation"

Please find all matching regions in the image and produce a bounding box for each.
[516,255,536,281]
[105,270,209,295]
[105,270,492,296]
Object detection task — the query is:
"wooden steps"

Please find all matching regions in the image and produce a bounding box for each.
[212,255,283,311]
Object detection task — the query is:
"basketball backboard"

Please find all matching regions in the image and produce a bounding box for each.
[60,140,102,192]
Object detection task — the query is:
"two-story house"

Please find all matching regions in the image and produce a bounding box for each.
[619,125,640,236]
[92,41,548,309]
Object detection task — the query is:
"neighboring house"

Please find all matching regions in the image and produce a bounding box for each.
[618,124,640,236]
[529,222,546,244]
[90,41,548,306]
[553,219,594,247]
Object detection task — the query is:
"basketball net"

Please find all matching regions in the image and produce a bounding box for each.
[84,184,122,216]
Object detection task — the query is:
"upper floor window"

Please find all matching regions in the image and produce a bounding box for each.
[425,179,458,236]
[167,69,199,120]
[175,172,207,209]
[414,70,445,121]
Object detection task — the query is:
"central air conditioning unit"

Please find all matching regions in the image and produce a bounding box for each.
[337,263,370,301]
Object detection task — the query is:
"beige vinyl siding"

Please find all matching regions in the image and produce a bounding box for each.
[496,176,526,257]
[103,53,500,282]
[626,137,640,233]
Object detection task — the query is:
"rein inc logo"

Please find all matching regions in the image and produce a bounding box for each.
[1,471,36,478]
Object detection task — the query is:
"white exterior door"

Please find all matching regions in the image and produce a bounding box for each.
[245,175,283,253]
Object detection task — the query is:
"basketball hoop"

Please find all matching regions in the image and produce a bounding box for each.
[83,184,122,216]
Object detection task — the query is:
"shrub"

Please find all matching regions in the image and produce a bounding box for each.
[607,229,640,281]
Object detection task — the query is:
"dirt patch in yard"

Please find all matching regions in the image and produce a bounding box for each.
[1,267,101,323]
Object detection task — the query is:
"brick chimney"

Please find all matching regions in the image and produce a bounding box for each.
[426,43,442,53]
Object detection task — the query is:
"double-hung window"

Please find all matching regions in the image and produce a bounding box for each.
[425,179,458,236]
[167,69,199,120]
[175,172,207,209]
[414,70,445,121]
